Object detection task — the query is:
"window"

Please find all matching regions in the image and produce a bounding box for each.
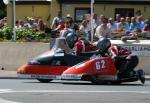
[75,8,91,22]
[115,8,134,18]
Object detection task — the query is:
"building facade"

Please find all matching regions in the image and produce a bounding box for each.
[7,0,150,26]
[7,0,51,26]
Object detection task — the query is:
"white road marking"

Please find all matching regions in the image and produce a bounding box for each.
[0,98,21,103]
[0,89,150,94]
[0,89,13,93]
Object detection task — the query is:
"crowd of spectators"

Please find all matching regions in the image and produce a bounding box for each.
[51,11,150,42]
[15,17,48,32]
[0,16,48,32]
[1,11,150,42]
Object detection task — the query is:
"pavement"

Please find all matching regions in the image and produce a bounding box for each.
[0,70,18,79]
[0,70,150,80]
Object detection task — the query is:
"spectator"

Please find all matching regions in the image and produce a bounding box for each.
[95,17,111,39]
[0,18,6,28]
[125,17,131,26]
[54,19,65,32]
[28,18,38,30]
[93,13,101,28]
[51,11,64,30]
[135,10,142,19]
[2,17,7,26]
[15,20,19,29]
[18,20,25,29]
[78,19,91,39]
[107,18,117,33]
[59,20,74,37]
[36,19,47,31]
[117,17,130,33]
[130,17,141,31]
[144,18,150,32]
[65,14,74,28]
[99,14,105,25]
[136,16,145,31]
[15,19,25,29]
[115,14,121,24]
[23,17,31,29]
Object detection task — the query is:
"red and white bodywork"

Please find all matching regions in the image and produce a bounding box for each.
[62,57,118,81]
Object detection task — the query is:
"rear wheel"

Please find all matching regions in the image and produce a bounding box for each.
[90,75,105,84]
[108,81,122,85]
[37,79,53,83]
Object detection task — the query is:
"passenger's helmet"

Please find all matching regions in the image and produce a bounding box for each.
[96,37,111,52]
[66,33,78,49]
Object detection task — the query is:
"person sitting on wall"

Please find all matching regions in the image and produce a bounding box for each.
[121,28,142,42]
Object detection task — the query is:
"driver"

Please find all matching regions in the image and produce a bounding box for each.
[96,37,139,77]
[66,33,97,56]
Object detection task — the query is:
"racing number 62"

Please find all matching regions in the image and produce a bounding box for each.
[95,60,106,70]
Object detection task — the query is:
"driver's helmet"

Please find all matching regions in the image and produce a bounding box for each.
[96,37,111,52]
[66,33,78,49]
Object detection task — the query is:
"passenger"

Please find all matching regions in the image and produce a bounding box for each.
[66,33,97,56]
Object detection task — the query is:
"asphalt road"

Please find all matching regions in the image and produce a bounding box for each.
[0,79,150,103]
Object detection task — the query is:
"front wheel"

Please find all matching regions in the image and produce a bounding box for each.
[37,79,53,83]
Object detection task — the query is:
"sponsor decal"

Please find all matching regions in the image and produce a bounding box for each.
[123,45,150,51]
[61,74,82,80]
[122,45,150,56]
[18,74,61,79]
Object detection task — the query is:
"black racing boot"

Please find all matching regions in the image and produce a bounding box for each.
[138,69,145,84]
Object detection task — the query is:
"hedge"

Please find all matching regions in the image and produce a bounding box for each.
[0,26,50,42]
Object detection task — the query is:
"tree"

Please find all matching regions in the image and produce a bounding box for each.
[0,1,6,19]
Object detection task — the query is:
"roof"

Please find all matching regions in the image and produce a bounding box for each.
[10,0,51,4]
[15,0,51,1]
[57,0,150,4]
[57,0,150,1]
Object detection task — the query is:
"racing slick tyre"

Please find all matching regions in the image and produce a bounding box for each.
[90,75,106,84]
[138,69,145,84]
[37,79,53,83]
[108,81,122,85]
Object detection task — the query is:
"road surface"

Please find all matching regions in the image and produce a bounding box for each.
[0,79,150,103]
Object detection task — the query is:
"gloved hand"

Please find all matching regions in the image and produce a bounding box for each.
[126,55,132,60]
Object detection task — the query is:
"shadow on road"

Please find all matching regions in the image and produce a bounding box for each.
[22,80,149,86]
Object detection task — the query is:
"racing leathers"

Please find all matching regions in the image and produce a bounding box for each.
[74,39,97,57]
[108,45,139,77]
